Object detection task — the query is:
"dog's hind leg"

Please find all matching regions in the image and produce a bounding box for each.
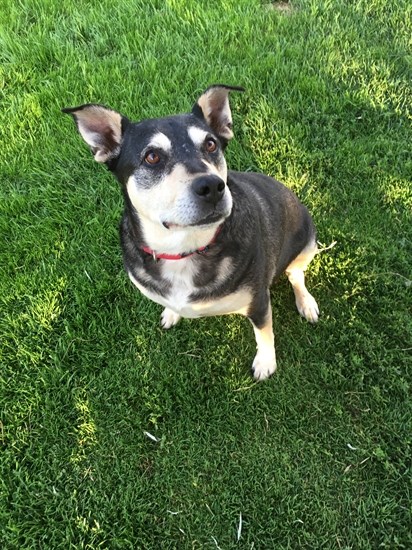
[161,308,181,329]
[285,240,319,323]
[248,293,277,381]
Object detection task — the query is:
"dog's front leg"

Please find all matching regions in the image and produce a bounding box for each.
[248,292,277,381]
[161,307,182,329]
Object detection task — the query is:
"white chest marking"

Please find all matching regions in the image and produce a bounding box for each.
[128,259,251,319]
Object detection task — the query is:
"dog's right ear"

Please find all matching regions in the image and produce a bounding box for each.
[62,104,126,163]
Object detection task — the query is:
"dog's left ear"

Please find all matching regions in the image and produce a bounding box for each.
[192,84,244,141]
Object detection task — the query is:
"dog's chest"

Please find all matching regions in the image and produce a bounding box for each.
[161,259,197,313]
[128,257,251,318]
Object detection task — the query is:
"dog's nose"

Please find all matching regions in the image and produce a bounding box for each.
[192,175,226,205]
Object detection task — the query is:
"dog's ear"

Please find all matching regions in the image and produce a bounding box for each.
[62,104,126,163]
[192,85,244,141]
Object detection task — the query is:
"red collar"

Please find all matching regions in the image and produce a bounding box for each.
[141,225,223,261]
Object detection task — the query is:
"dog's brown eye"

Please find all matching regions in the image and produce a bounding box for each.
[144,151,161,165]
[205,139,217,153]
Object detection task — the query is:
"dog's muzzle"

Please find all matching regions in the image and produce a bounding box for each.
[192,175,226,206]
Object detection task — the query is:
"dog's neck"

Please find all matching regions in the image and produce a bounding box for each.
[139,216,222,256]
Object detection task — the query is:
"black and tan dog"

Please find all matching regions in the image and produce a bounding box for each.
[63,85,319,380]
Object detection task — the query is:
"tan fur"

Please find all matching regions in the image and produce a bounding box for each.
[250,301,277,380]
[197,89,234,140]
[285,240,319,323]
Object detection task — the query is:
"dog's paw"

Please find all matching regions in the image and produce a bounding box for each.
[160,308,181,329]
[252,351,277,381]
[296,293,319,324]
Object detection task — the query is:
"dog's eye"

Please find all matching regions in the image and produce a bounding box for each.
[144,151,161,166]
[205,138,217,153]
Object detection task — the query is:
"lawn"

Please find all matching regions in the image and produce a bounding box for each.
[1,0,411,548]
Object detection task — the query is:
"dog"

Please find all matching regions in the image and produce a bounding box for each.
[63,85,319,380]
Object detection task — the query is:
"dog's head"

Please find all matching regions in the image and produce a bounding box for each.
[63,85,243,230]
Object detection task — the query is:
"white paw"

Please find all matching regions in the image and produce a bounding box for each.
[296,293,319,323]
[252,350,277,381]
[160,308,181,329]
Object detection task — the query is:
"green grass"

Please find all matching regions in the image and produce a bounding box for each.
[1,0,411,547]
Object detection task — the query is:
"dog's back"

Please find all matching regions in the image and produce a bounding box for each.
[226,170,317,283]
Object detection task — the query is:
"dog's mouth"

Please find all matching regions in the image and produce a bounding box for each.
[162,221,183,230]
[162,212,225,230]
